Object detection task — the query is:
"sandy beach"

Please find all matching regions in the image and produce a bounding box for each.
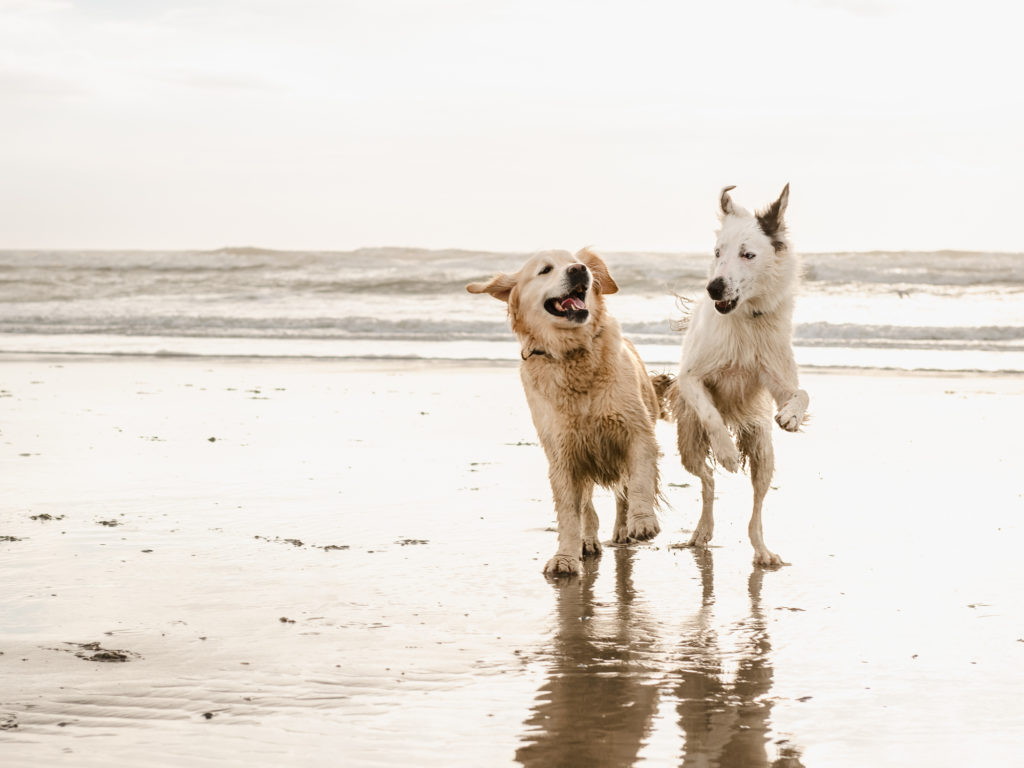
[1,354,1023,766]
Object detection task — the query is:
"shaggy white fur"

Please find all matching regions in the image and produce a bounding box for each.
[672,184,809,566]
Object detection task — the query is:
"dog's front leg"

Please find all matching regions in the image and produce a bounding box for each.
[763,355,809,432]
[775,390,808,432]
[676,375,740,472]
[624,435,660,541]
[543,470,585,576]
[581,488,602,558]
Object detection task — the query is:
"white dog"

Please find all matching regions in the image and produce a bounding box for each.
[467,249,663,576]
[671,184,809,566]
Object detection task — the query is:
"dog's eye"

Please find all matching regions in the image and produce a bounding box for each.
[714,249,720,259]
[742,252,756,260]
[538,265,553,275]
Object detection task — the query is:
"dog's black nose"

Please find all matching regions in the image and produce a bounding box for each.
[706,277,726,300]
[567,263,588,285]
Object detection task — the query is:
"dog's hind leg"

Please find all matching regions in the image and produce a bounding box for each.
[543,471,586,576]
[581,487,602,558]
[738,421,785,567]
[677,409,715,547]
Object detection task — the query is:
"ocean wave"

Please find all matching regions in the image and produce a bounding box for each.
[0,248,1020,367]
[1,314,1021,352]
[794,322,1024,343]
[802,251,1024,286]
[3,249,1022,299]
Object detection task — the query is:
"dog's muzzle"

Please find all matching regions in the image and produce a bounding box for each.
[707,277,738,314]
[544,264,591,323]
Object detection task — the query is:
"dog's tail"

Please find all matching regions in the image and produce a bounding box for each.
[650,372,677,422]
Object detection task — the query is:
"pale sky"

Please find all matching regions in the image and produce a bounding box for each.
[0,0,1020,252]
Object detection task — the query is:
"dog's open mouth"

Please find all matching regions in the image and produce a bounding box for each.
[714,298,738,315]
[544,288,589,323]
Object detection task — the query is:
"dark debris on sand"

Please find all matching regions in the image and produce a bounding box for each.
[56,641,140,663]
[255,535,351,551]
[255,535,305,547]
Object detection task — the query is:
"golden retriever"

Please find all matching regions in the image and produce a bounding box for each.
[467,248,663,575]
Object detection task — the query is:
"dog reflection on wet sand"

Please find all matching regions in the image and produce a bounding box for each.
[514,550,805,768]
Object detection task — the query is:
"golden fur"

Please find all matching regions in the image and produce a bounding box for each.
[467,248,662,575]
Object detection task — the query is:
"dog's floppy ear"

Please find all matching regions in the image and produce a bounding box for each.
[720,185,737,216]
[756,182,790,243]
[577,248,618,295]
[466,272,518,302]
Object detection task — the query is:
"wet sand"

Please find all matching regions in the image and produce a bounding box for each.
[1,355,1023,767]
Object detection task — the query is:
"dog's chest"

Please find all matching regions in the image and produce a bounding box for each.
[711,361,758,385]
[686,310,777,394]
[525,381,602,438]
[523,378,629,486]
[706,363,759,400]
[548,411,629,486]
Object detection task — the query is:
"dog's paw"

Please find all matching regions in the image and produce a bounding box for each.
[711,436,741,473]
[543,553,582,576]
[775,391,808,432]
[687,526,714,548]
[709,427,740,471]
[611,525,631,545]
[627,513,660,541]
[581,537,603,558]
[719,451,740,473]
[752,548,786,568]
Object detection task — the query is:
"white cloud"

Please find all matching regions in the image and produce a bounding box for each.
[0,67,81,96]
[794,0,894,16]
[0,0,1020,251]
[156,70,284,93]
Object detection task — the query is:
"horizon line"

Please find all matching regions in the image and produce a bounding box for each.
[0,245,1022,257]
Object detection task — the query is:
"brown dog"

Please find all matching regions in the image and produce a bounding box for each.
[467,248,662,575]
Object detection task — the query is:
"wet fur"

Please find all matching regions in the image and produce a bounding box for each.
[467,248,663,576]
[670,185,809,567]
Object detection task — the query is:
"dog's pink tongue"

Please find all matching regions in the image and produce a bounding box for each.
[561,297,585,311]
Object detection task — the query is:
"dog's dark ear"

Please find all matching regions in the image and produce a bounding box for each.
[466,272,517,302]
[577,248,619,295]
[720,185,737,216]
[756,183,790,242]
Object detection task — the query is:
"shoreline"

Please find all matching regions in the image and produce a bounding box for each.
[1,331,1023,374]
[1,349,1022,379]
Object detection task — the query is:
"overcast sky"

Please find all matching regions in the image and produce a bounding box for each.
[0,0,1020,252]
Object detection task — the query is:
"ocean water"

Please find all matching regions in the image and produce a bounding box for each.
[0,247,1022,372]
